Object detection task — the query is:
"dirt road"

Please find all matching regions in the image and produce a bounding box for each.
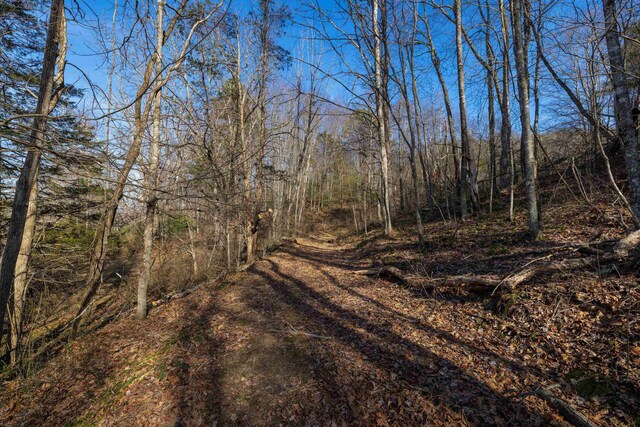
[1,230,561,426]
[163,232,546,425]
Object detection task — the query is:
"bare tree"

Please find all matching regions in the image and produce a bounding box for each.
[498,0,513,192]
[454,0,473,218]
[387,1,424,246]
[374,0,393,235]
[137,0,165,320]
[511,0,540,238]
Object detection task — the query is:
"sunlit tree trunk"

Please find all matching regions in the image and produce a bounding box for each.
[9,7,67,363]
[484,0,496,213]
[374,0,393,235]
[511,0,541,238]
[233,29,252,264]
[254,0,271,258]
[137,0,164,320]
[0,0,65,352]
[454,0,472,217]
[498,0,512,191]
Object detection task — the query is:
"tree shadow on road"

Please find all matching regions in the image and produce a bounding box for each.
[243,254,544,425]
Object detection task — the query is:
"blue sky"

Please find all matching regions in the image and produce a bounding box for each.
[65,0,339,89]
[61,0,584,139]
[65,1,274,105]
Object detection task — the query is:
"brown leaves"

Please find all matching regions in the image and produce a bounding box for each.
[2,211,638,426]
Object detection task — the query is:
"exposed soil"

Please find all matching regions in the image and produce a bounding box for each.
[0,210,638,426]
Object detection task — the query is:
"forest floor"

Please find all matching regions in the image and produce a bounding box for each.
[0,204,639,426]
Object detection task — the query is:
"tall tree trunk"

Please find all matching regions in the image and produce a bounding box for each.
[488,70,496,213]
[9,6,67,363]
[381,0,394,228]
[602,0,640,221]
[288,79,303,231]
[8,182,37,363]
[374,0,393,235]
[234,29,252,264]
[498,0,512,191]
[187,215,198,277]
[0,0,65,351]
[294,80,317,228]
[454,0,472,218]
[399,25,425,246]
[511,0,541,238]
[399,171,405,211]
[254,0,271,257]
[531,0,542,166]
[74,101,149,332]
[485,0,497,212]
[137,0,164,320]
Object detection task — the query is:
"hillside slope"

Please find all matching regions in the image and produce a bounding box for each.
[0,205,638,426]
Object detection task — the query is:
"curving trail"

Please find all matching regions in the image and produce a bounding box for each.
[1,228,553,426]
[163,231,545,426]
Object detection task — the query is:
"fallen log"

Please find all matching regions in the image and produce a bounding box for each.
[613,229,640,258]
[494,254,600,293]
[536,387,598,427]
[357,231,640,294]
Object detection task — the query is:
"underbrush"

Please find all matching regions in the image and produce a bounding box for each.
[2,217,226,379]
[347,181,639,425]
